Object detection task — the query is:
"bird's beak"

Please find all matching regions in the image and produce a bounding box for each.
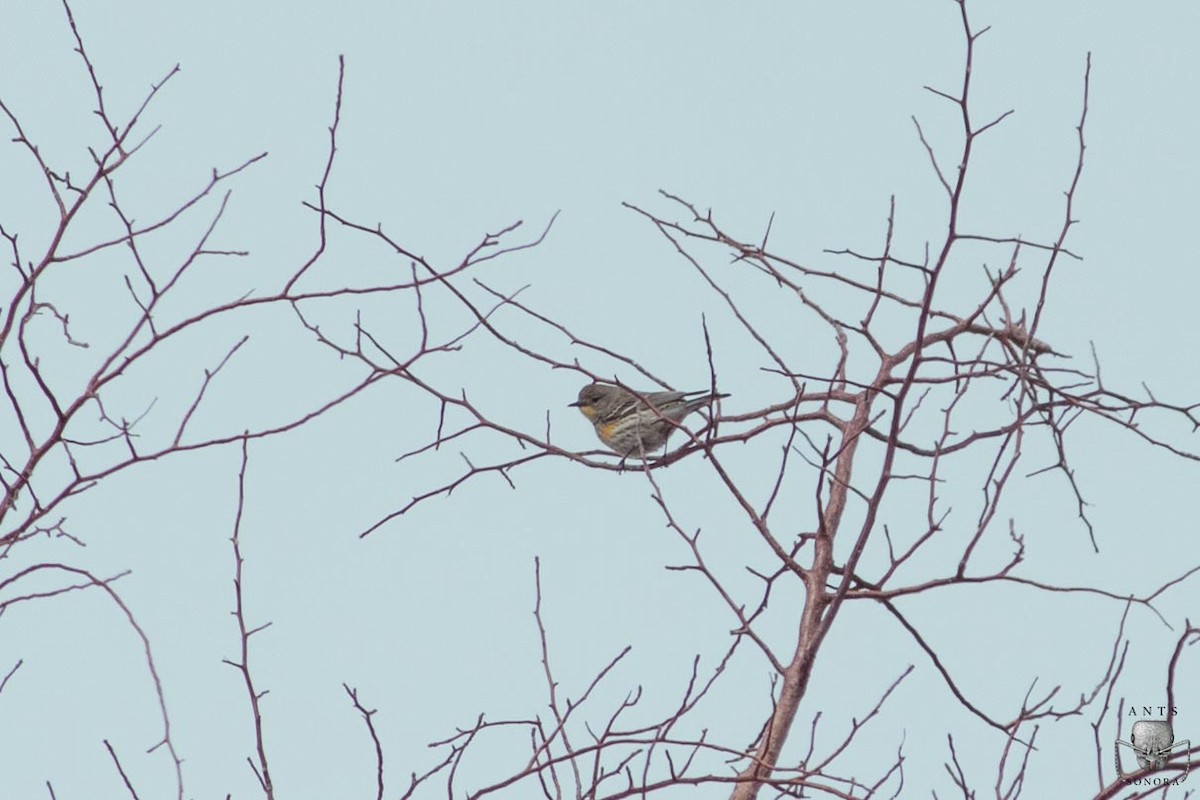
[568,400,582,408]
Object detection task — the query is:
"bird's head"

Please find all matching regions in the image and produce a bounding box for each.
[569,383,611,421]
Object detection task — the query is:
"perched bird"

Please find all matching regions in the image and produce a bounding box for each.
[570,382,728,457]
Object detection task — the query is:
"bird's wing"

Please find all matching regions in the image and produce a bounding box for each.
[642,390,692,409]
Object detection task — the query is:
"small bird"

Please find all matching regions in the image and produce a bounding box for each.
[570,382,729,457]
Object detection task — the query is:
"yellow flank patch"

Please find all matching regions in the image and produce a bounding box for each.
[598,419,621,439]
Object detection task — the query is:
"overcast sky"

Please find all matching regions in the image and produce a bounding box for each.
[1,1,1198,798]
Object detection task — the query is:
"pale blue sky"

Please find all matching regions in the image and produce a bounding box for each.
[1,1,1197,798]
